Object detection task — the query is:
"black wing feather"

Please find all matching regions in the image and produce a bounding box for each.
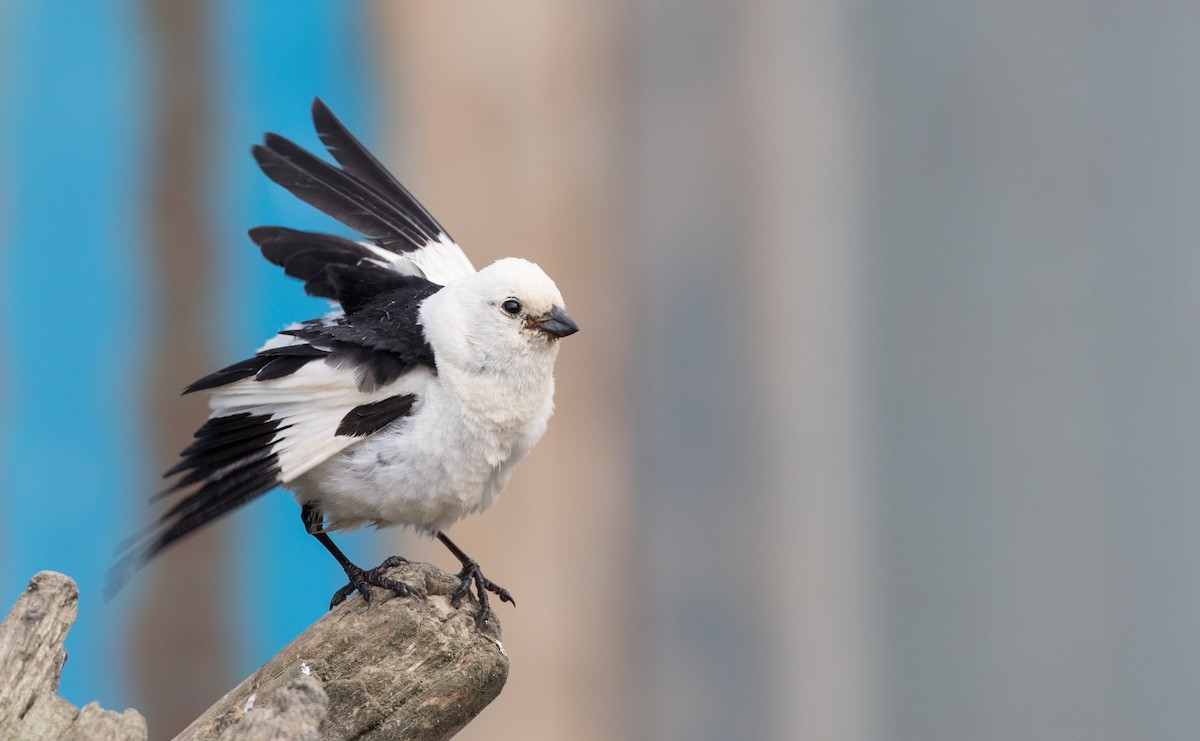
[253,134,433,251]
[256,354,319,381]
[184,356,272,393]
[336,394,417,437]
[159,412,286,485]
[279,277,441,391]
[154,414,283,527]
[185,272,440,396]
[310,98,448,244]
[249,226,389,300]
[184,342,332,394]
[151,466,282,556]
[164,418,292,478]
[323,264,427,314]
[109,413,285,596]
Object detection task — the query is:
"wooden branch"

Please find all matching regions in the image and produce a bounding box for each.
[0,561,505,740]
[0,571,148,741]
[173,560,510,741]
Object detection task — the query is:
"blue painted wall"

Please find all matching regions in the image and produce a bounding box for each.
[0,0,151,710]
[210,0,379,684]
[0,0,377,711]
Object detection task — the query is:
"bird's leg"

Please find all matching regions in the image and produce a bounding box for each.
[436,531,515,629]
[301,504,420,609]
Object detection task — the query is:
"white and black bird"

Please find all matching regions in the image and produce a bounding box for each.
[116,99,578,627]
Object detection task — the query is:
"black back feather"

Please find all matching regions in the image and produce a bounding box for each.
[323,264,425,314]
[282,276,441,391]
[185,269,440,396]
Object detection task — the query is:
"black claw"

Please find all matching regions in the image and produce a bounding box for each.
[329,583,355,609]
[328,556,421,610]
[435,532,514,629]
[376,555,410,570]
[451,559,515,629]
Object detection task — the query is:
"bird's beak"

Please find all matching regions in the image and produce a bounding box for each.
[533,306,580,338]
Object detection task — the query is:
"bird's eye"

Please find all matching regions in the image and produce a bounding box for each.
[502,299,522,316]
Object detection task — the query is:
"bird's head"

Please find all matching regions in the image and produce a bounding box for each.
[419,257,578,376]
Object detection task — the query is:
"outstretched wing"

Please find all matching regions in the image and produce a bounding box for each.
[109,273,443,592]
[111,352,431,588]
[187,272,440,393]
[109,102,459,593]
[251,98,475,286]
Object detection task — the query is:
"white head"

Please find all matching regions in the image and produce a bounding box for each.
[418,258,579,378]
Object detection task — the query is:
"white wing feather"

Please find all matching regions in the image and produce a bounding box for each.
[359,233,475,285]
[207,357,429,484]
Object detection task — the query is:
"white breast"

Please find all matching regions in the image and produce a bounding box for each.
[289,365,554,534]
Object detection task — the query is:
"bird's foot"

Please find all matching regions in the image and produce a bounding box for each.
[329,555,421,609]
[450,559,515,629]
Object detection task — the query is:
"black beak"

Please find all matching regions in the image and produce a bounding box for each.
[534,306,580,338]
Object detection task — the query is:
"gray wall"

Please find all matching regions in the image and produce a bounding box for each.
[622,1,1200,739]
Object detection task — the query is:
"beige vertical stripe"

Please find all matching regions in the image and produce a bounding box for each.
[372,3,636,740]
[133,2,233,737]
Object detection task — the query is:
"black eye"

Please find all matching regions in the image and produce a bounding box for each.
[502,299,522,316]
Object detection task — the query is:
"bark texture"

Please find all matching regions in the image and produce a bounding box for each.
[0,571,148,741]
[173,560,509,740]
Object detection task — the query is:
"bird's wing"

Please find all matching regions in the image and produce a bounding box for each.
[115,355,431,580]
[188,271,441,393]
[110,274,443,588]
[250,98,475,286]
[107,103,464,594]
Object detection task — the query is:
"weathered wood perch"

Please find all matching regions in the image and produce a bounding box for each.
[1,563,509,740]
[0,571,147,741]
[176,561,510,740]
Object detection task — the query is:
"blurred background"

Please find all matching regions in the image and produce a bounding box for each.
[2,1,1200,740]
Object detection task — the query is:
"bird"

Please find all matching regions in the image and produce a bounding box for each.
[113,98,578,628]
